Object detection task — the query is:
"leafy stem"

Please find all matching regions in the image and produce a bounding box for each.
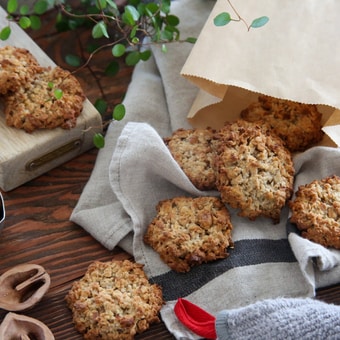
[214,0,269,31]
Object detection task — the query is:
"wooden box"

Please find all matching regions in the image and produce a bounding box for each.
[0,7,102,191]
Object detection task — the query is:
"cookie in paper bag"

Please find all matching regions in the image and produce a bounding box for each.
[144,196,233,273]
[212,119,294,223]
[0,45,41,94]
[65,259,163,340]
[164,128,217,190]
[240,95,323,152]
[289,175,340,249]
[4,66,85,132]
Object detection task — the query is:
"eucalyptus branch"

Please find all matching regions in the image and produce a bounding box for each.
[214,0,269,31]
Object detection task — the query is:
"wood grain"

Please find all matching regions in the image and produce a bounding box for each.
[0,5,338,340]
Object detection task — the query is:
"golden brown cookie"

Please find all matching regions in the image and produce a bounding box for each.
[212,119,294,223]
[0,45,41,94]
[164,128,217,190]
[144,196,233,273]
[4,66,85,132]
[240,95,323,152]
[289,175,340,249]
[65,259,163,340]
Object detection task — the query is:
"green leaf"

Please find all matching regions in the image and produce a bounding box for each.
[250,16,269,28]
[161,44,167,53]
[19,5,29,15]
[19,16,31,29]
[145,2,158,15]
[87,43,99,54]
[7,0,18,14]
[125,51,140,66]
[104,61,119,76]
[161,28,173,41]
[166,14,179,27]
[161,0,171,14]
[185,37,197,44]
[139,49,151,61]
[124,5,140,24]
[112,43,126,57]
[47,81,54,89]
[214,12,231,26]
[112,104,126,121]
[0,26,11,40]
[131,36,139,44]
[137,3,145,16]
[106,0,118,11]
[94,98,108,115]
[145,6,157,27]
[129,0,141,6]
[67,19,80,30]
[130,25,138,39]
[54,88,63,100]
[163,25,179,40]
[29,16,42,30]
[65,54,81,67]
[92,21,109,39]
[93,132,105,148]
[33,0,49,15]
[95,0,107,10]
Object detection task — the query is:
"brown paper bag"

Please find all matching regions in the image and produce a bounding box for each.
[181,0,340,147]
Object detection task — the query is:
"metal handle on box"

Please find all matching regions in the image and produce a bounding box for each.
[25,138,82,171]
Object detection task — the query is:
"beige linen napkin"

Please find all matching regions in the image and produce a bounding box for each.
[71,1,340,339]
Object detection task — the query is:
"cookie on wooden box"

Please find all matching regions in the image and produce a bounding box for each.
[4,66,85,132]
[0,45,41,94]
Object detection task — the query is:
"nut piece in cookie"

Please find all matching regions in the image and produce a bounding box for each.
[289,175,340,249]
[212,119,294,223]
[240,95,324,152]
[4,66,85,132]
[65,259,164,340]
[144,196,233,273]
[164,128,217,190]
[0,45,41,94]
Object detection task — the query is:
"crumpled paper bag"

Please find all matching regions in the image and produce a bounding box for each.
[181,0,340,146]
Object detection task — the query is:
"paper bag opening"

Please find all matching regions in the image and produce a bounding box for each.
[181,0,340,147]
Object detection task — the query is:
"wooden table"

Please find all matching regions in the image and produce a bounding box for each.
[0,6,339,340]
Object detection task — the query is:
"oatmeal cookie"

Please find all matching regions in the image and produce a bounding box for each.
[240,95,323,152]
[0,45,41,94]
[65,260,163,340]
[4,66,85,132]
[164,128,217,190]
[144,196,233,273]
[212,119,294,223]
[289,175,340,249]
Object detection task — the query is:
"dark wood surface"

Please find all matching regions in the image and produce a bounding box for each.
[0,6,339,340]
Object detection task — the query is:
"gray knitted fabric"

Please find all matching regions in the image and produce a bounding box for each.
[215,298,340,340]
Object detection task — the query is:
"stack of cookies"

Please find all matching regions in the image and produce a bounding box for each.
[0,45,85,132]
[145,97,336,273]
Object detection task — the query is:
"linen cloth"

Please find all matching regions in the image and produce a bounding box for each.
[71,0,340,339]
